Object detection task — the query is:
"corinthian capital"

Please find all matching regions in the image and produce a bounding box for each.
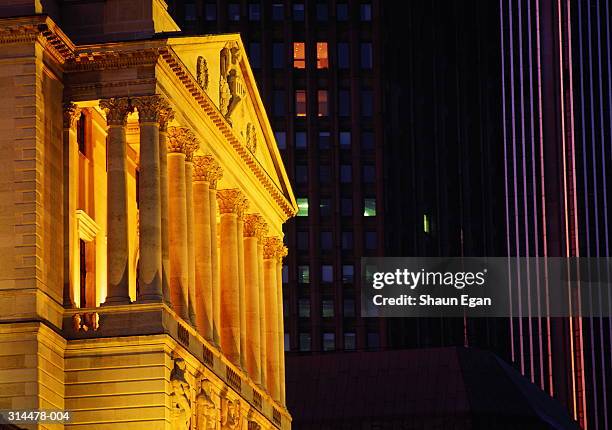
[216,189,248,215]
[99,97,132,126]
[263,236,283,260]
[278,244,288,263]
[184,134,200,162]
[167,126,194,154]
[193,154,220,182]
[63,102,81,129]
[243,214,267,239]
[159,106,175,132]
[132,95,170,124]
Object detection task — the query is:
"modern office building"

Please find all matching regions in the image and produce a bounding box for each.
[168,0,387,353]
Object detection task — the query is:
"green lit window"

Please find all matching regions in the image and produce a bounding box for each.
[423,213,430,233]
[297,265,310,283]
[363,198,376,216]
[322,299,334,317]
[297,198,309,216]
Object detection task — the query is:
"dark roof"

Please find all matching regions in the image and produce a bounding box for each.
[286,347,579,430]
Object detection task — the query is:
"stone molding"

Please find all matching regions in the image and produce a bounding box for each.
[99,97,132,126]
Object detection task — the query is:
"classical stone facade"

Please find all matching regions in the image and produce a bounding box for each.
[0,1,296,429]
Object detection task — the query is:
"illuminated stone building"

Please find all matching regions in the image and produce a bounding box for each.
[0,1,296,429]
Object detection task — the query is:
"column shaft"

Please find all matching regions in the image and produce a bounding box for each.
[264,254,280,401]
[185,160,197,324]
[276,248,287,405]
[159,116,173,305]
[219,211,240,364]
[193,178,213,339]
[210,189,221,346]
[258,239,267,387]
[237,214,246,370]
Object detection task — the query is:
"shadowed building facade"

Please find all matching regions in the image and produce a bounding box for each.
[0,1,296,428]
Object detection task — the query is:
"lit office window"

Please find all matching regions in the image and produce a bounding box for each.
[424,213,430,233]
[361,3,372,21]
[320,231,332,250]
[339,131,351,147]
[317,42,329,68]
[365,231,377,250]
[338,43,350,68]
[184,3,196,21]
[319,165,331,183]
[295,131,307,149]
[339,90,350,116]
[321,265,333,283]
[272,3,284,20]
[364,198,376,216]
[272,42,285,68]
[297,265,310,283]
[297,231,309,250]
[361,43,373,69]
[367,332,380,348]
[293,42,306,68]
[295,164,308,184]
[273,90,285,116]
[284,333,290,351]
[299,332,311,351]
[274,131,286,149]
[343,298,355,317]
[298,298,310,317]
[316,3,328,20]
[322,300,334,317]
[319,198,332,216]
[317,90,329,116]
[248,3,261,20]
[228,3,241,21]
[342,265,354,282]
[295,90,307,116]
[337,3,349,21]
[205,3,217,20]
[323,333,335,351]
[318,131,331,149]
[344,332,356,350]
[361,90,373,116]
[293,3,305,21]
[341,231,353,250]
[297,197,309,216]
[340,165,352,183]
[341,198,352,217]
[249,42,261,68]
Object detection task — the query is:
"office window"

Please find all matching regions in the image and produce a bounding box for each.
[249,42,261,68]
[364,198,376,216]
[248,3,261,20]
[77,113,87,156]
[338,43,350,68]
[299,332,311,351]
[283,298,289,315]
[272,3,284,20]
[293,42,306,69]
[424,213,430,233]
[297,197,309,216]
[293,3,305,20]
[228,3,241,21]
[297,265,310,283]
[295,131,307,149]
[363,164,376,183]
[319,165,331,183]
[184,3,196,21]
[367,332,380,348]
[316,3,328,21]
[273,90,285,116]
[339,131,351,147]
[316,42,329,68]
[341,198,352,216]
[320,231,332,250]
[282,265,289,283]
[295,90,307,116]
[284,333,290,351]
[322,300,334,317]
[297,232,309,250]
[340,165,352,183]
[205,3,217,20]
[342,265,354,282]
[344,298,355,317]
[338,90,350,117]
[365,231,377,250]
[362,131,374,149]
[295,164,308,184]
[318,131,331,149]
[317,90,329,116]
[298,298,310,317]
[274,131,286,149]
[341,231,353,250]
[272,43,285,68]
[361,3,372,21]
[344,332,356,350]
[337,3,349,20]
[323,332,335,351]
[320,198,332,216]
[361,43,373,69]
[321,265,333,283]
[361,90,373,116]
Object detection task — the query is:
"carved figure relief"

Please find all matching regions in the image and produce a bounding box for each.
[245,123,257,154]
[72,312,100,332]
[194,377,218,430]
[170,358,192,430]
[196,56,209,91]
[219,42,245,125]
[221,397,241,430]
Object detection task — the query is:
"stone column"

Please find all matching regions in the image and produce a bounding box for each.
[277,245,288,405]
[158,107,174,305]
[258,221,269,387]
[62,103,81,308]
[209,170,223,346]
[217,188,246,366]
[184,136,200,326]
[100,98,133,305]
[166,127,193,321]
[132,95,167,302]
[264,236,281,401]
[236,197,249,371]
[243,214,266,385]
